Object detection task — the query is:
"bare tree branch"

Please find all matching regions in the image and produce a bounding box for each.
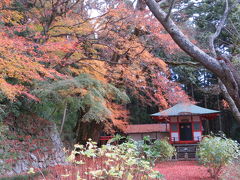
[144,0,224,78]
[228,19,240,40]
[209,0,229,57]
[165,0,176,21]
[219,80,240,121]
[206,0,240,123]
[165,61,200,67]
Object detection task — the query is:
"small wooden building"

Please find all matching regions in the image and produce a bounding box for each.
[151,103,220,144]
[124,124,169,141]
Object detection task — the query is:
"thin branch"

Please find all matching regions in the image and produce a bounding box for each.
[68,57,131,65]
[165,0,176,22]
[60,103,67,135]
[133,47,147,58]
[158,0,168,7]
[219,80,240,121]
[48,10,111,31]
[165,61,200,67]
[219,60,239,100]
[229,19,240,39]
[209,0,229,57]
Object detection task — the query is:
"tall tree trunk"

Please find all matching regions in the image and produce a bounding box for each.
[73,108,103,144]
[74,121,103,144]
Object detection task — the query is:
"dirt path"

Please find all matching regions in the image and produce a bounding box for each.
[155,161,213,180]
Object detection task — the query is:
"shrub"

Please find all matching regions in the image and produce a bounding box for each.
[152,138,176,161]
[134,136,176,164]
[196,135,240,179]
[66,138,164,179]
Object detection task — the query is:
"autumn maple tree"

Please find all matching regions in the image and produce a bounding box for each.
[0,0,191,143]
[0,21,58,99]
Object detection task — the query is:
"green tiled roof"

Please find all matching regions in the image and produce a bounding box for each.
[151,103,220,117]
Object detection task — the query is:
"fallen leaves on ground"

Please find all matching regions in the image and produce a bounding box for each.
[155,161,213,180]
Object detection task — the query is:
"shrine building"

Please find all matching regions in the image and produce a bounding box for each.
[151,103,220,144]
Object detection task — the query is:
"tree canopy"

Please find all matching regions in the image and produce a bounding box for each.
[0,0,192,143]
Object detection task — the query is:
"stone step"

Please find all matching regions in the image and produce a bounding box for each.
[173,144,198,160]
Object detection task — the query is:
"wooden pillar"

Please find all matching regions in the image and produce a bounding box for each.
[177,116,179,142]
[191,115,194,141]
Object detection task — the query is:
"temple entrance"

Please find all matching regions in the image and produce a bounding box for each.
[180,123,193,141]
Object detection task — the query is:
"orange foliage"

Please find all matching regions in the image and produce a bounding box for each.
[150,75,191,109]
[0,0,191,132]
[222,99,230,109]
[92,2,190,106]
[0,79,23,100]
[106,103,129,133]
[0,31,61,99]
[0,0,11,8]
